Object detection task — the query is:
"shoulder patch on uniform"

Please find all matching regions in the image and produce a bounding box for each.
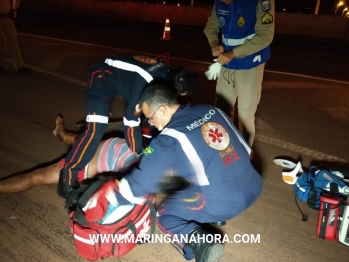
[218,10,229,16]
[201,122,230,151]
[261,12,273,25]
[261,0,271,12]
[144,146,154,156]
[218,17,225,27]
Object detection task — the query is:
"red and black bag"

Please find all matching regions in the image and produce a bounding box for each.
[67,178,156,261]
[316,195,344,241]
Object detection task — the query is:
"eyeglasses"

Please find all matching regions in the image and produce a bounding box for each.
[147,106,162,123]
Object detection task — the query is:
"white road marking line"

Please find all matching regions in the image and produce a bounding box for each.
[25,65,87,86]
[19,33,156,58]
[264,70,349,85]
[255,134,349,164]
[19,33,349,86]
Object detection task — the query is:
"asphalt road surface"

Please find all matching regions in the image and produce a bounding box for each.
[0,10,349,262]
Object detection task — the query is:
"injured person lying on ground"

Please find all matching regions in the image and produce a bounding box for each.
[0,115,139,194]
[0,85,264,262]
[0,115,185,197]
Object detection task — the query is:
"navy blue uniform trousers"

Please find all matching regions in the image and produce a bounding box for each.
[62,66,112,185]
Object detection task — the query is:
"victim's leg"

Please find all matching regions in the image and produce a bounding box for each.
[0,139,108,194]
[0,115,77,194]
[0,122,124,193]
[53,115,80,147]
[0,162,61,193]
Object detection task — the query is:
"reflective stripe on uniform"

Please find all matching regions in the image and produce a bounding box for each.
[118,178,146,205]
[222,33,256,46]
[216,108,251,155]
[86,115,109,123]
[161,128,210,186]
[123,117,141,127]
[104,58,154,83]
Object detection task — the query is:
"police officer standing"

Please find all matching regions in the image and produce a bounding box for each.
[204,0,275,147]
[0,0,28,73]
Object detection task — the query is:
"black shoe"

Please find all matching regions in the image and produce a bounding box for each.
[57,169,76,199]
[17,67,31,74]
[211,221,226,227]
[185,227,224,262]
[65,185,85,213]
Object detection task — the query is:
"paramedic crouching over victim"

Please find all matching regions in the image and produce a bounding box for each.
[114,85,263,262]
[56,54,198,199]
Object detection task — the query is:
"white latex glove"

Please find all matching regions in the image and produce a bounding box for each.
[205,59,221,81]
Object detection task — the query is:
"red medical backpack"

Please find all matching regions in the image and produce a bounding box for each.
[67,178,156,260]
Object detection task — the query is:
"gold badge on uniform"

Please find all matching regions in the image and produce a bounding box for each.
[261,12,273,24]
[238,16,245,27]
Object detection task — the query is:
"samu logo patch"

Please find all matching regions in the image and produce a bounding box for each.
[144,146,154,156]
[201,122,230,151]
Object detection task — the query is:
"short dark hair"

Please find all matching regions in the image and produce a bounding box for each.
[166,67,199,95]
[139,85,179,110]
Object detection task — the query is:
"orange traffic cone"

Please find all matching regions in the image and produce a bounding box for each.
[161,17,171,40]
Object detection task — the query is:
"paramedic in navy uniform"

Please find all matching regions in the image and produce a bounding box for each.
[204,0,275,147]
[57,54,197,199]
[116,85,263,262]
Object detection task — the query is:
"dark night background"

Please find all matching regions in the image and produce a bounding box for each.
[116,0,347,15]
[274,0,345,14]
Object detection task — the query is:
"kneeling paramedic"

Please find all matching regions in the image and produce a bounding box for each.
[110,85,263,262]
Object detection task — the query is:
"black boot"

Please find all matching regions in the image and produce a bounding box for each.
[185,227,224,262]
[211,221,226,227]
[57,169,76,199]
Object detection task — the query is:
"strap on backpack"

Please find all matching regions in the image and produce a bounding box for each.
[125,199,157,244]
[306,167,320,210]
[72,177,114,225]
[307,184,319,210]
